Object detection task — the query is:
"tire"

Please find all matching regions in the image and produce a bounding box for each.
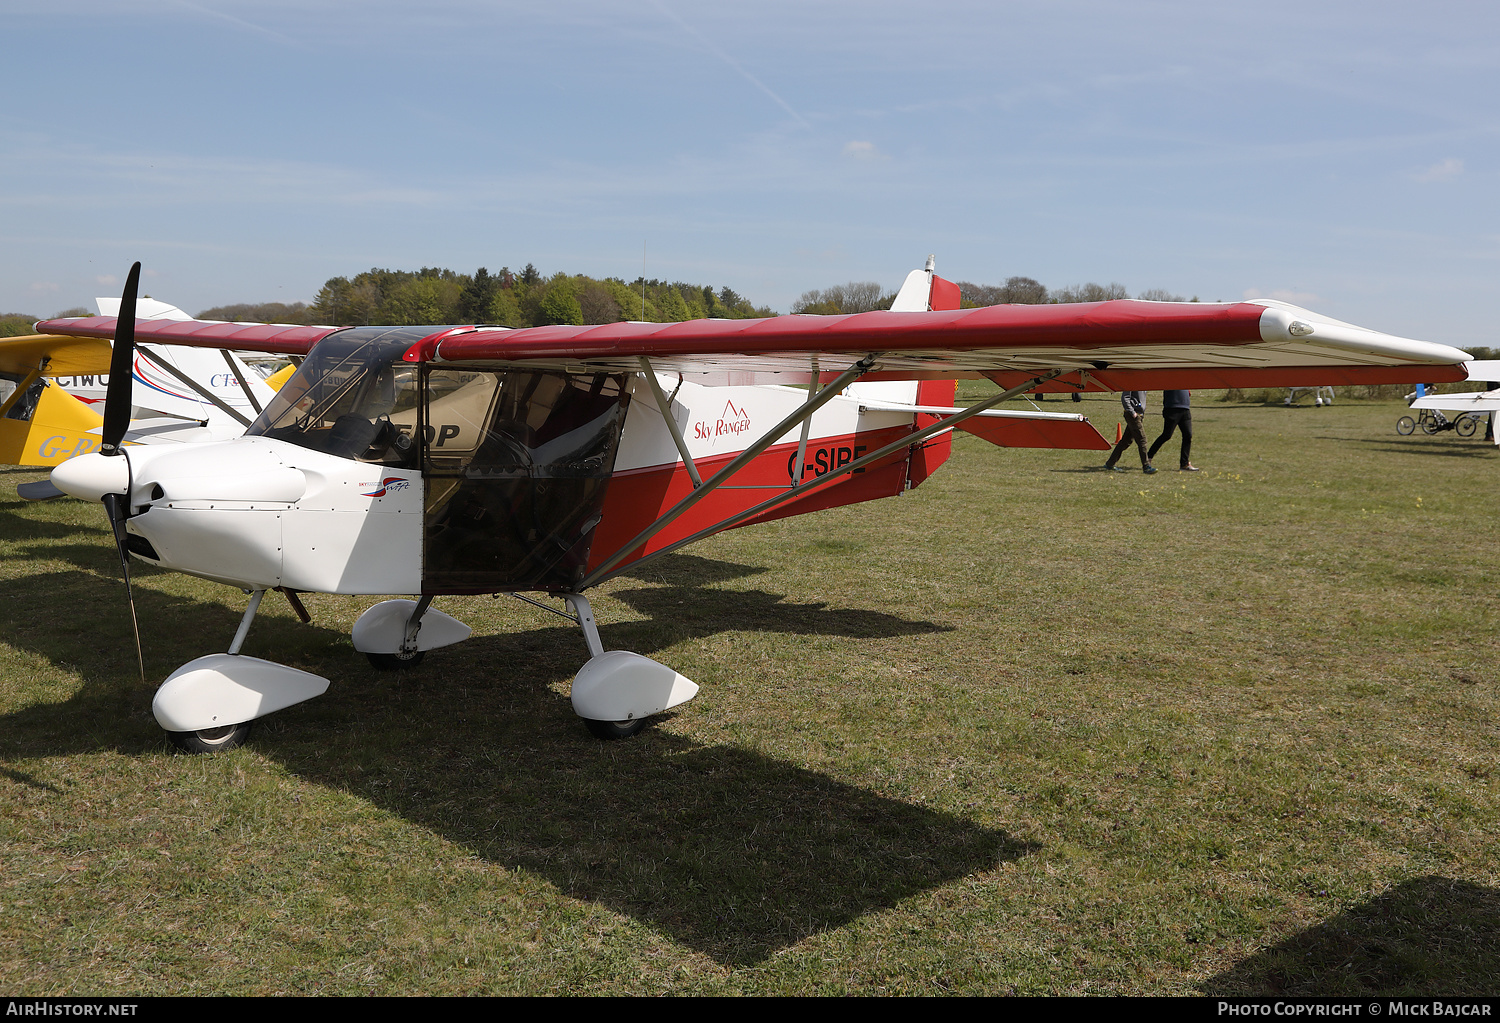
[1396,416,1415,435]
[167,721,252,755]
[1456,415,1478,437]
[1421,418,1440,435]
[366,649,425,670]
[583,717,649,740]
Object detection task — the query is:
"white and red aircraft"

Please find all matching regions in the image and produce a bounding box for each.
[38,261,1470,753]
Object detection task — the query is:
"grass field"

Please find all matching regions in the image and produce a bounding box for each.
[2,393,1498,995]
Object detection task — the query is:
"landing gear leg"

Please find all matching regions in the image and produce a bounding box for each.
[366,595,431,670]
[228,589,265,655]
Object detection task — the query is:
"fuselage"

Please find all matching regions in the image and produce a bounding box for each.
[51,326,944,597]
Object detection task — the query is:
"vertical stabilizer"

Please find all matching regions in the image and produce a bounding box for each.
[888,255,962,313]
[867,255,961,488]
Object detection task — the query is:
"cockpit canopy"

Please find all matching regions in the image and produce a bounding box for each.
[247,326,432,466]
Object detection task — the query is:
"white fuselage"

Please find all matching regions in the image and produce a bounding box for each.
[103,437,423,593]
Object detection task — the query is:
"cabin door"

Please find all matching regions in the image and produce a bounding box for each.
[421,368,631,593]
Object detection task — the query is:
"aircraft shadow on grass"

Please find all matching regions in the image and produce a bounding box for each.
[0,538,1017,966]
[1202,876,1500,996]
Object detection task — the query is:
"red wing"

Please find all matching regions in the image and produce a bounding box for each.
[33,316,340,356]
[408,300,1467,388]
[37,298,1469,388]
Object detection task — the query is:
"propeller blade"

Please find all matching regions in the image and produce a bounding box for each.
[16,480,66,501]
[102,489,146,684]
[100,262,141,457]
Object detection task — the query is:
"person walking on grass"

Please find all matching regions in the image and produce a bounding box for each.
[1148,389,1199,471]
[1105,390,1156,474]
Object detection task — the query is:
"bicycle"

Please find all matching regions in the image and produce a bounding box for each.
[1396,409,1485,437]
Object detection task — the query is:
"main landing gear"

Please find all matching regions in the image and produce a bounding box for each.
[510,593,700,739]
[154,588,699,753]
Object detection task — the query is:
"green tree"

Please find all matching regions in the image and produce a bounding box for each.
[378,274,462,325]
[487,289,526,327]
[656,286,692,322]
[538,278,584,325]
[198,301,311,323]
[579,282,622,324]
[457,268,499,323]
[791,281,888,314]
[0,314,40,338]
[1052,282,1128,303]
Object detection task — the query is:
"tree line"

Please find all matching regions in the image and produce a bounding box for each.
[197,265,773,328]
[790,275,1195,314]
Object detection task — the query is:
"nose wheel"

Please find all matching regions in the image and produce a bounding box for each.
[167,721,252,754]
[583,717,649,740]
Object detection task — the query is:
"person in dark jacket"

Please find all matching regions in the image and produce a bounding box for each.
[1148,390,1199,471]
[1105,391,1156,473]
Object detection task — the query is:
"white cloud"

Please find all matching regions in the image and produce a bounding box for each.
[29,282,59,293]
[842,140,887,161]
[1243,287,1320,304]
[95,274,117,286]
[1414,157,1464,182]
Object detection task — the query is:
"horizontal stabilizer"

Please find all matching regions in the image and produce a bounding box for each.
[957,414,1111,450]
[855,396,1111,450]
[1409,390,1500,413]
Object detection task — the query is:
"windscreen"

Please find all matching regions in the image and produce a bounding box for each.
[245,327,437,466]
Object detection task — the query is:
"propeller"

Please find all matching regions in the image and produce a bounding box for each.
[101,262,139,457]
[16,479,66,501]
[101,262,146,683]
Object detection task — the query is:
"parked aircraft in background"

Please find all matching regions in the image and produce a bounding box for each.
[1284,386,1335,406]
[0,297,281,475]
[40,260,1471,754]
[1404,360,1500,445]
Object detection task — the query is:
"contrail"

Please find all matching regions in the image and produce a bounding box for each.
[650,0,812,130]
[172,1,310,50]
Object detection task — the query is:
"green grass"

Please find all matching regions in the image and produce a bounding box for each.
[2,394,1498,994]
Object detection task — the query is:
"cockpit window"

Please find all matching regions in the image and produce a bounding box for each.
[246,327,439,466]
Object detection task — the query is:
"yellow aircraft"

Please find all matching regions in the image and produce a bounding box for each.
[0,333,118,467]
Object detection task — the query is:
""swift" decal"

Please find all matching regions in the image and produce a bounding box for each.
[362,477,412,497]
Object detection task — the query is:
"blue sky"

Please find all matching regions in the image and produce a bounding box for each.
[2,1,1496,345]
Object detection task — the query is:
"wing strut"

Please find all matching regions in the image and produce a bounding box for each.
[639,356,702,488]
[791,354,819,487]
[219,350,264,415]
[133,347,253,427]
[584,353,878,584]
[584,367,1066,588]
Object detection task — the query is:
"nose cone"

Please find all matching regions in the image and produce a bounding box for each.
[51,452,129,502]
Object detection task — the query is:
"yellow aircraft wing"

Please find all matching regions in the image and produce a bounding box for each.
[0,333,114,378]
[0,333,114,467]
